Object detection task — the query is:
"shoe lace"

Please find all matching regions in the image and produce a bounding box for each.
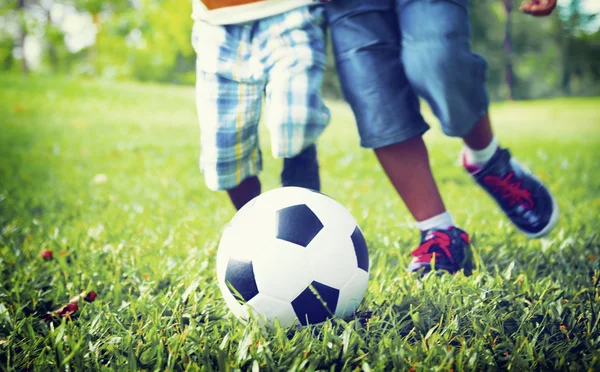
[412,231,454,264]
[483,172,534,210]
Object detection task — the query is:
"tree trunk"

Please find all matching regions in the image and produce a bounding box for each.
[503,0,514,100]
[17,0,29,74]
[90,12,101,74]
[46,6,59,73]
[561,40,572,95]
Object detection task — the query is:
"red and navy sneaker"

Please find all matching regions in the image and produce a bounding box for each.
[463,148,559,238]
[408,227,472,275]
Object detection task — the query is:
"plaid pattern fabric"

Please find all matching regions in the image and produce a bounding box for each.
[193,6,330,191]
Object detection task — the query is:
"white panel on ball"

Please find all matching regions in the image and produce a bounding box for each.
[245,294,298,327]
[335,269,369,319]
[306,230,357,289]
[252,239,313,302]
[305,191,358,236]
[219,215,268,262]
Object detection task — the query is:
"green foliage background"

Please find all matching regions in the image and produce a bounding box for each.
[1,0,599,100]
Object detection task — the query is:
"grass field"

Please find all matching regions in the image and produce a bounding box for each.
[1,73,599,371]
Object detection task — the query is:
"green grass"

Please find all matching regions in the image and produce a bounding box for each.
[1,73,599,371]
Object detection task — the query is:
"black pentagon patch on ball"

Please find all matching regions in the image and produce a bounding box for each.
[225,259,259,303]
[351,227,369,272]
[292,281,339,326]
[276,204,323,248]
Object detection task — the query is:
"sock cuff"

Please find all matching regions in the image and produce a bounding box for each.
[415,211,454,231]
[464,137,499,167]
[466,136,498,152]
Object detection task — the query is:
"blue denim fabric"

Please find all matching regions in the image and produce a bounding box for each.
[326,0,489,148]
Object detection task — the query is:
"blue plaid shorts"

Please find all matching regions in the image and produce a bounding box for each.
[192,6,331,191]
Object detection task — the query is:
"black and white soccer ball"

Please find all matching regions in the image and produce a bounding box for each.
[216,187,369,327]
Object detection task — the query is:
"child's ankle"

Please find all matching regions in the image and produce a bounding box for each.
[415,211,454,231]
[463,137,499,171]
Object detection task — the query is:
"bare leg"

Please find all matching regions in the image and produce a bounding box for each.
[227,176,261,210]
[374,136,446,221]
[463,113,494,150]
[227,144,319,210]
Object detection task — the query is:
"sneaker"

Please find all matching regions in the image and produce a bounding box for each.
[463,148,559,238]
[408,227,472,275]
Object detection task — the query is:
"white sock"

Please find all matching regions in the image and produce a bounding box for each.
[464,137,499,168]
[415,211,454,231]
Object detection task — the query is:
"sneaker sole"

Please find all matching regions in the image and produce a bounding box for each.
[519,190,559,239]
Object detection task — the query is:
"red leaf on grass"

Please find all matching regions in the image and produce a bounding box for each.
[56,301,78,317]
[42,291,97,321]
[84,291,97,302]
[40,249,53,260]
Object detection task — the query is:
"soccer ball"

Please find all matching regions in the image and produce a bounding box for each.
[216,187,369,327]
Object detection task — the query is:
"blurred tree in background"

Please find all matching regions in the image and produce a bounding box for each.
[0,0,598,100]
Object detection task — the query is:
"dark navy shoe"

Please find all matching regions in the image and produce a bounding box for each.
[464,148,558,238]
[408,227,472,275]
[281,144,320,191]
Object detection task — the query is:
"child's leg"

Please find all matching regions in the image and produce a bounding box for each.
[375,136,446,222]
[461,113,559,238]
[327,0,471,274]
[327,1,447,224]
[227,176,261,211]
[463,114,494,151]
[195,71,264,210]
[192,22,264,210]
[398,0,558,238]
[260,6,330,190]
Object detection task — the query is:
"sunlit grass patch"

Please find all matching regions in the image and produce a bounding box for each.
[1,74,599,370]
